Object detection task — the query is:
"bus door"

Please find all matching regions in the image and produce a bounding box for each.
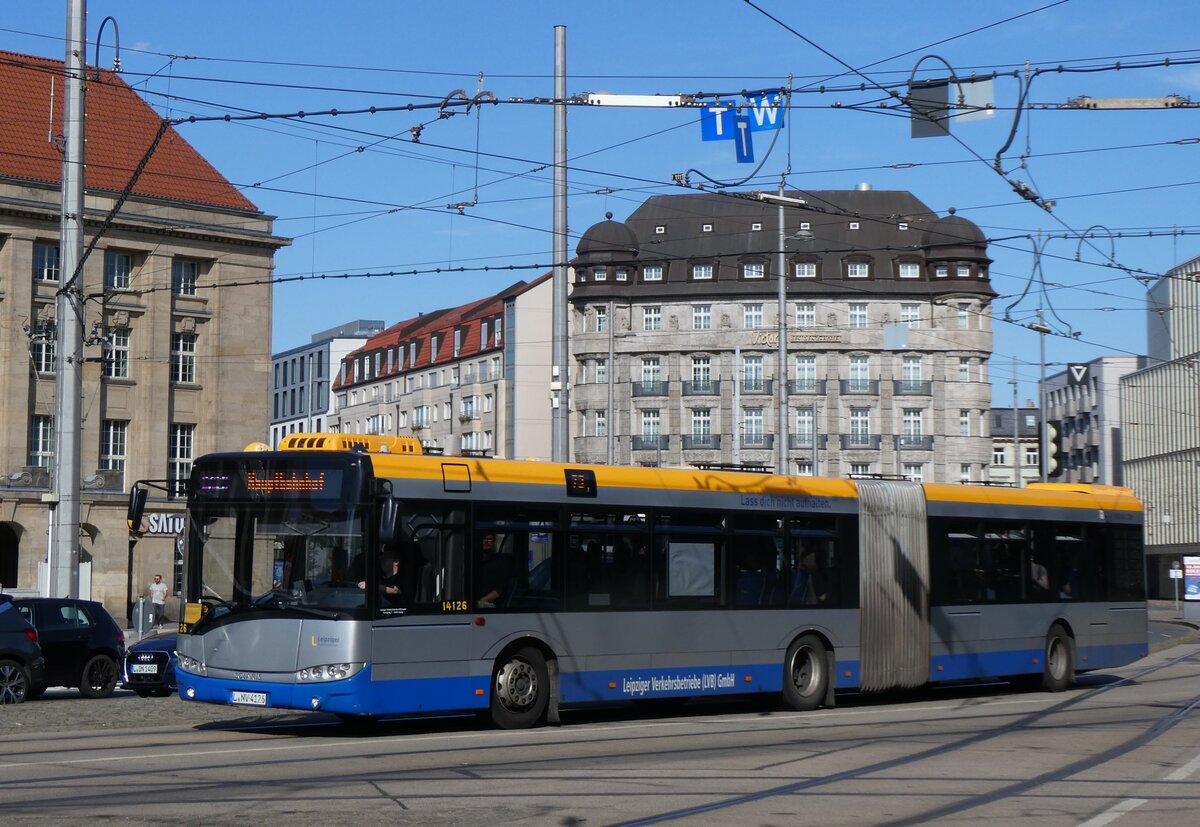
[855,480,930,691]
[369,504,471,707]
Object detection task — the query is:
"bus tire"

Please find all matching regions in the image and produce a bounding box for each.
[1040,624,1074,693]
[491,647,549,729]
[782,634,828,712]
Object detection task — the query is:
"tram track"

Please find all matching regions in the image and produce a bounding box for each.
[2,648,1197,825]
[611,648,1200,826]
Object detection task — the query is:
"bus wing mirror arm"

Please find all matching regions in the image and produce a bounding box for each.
[378,496,398,546]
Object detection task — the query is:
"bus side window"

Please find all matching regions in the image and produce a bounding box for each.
[402,505,466,609]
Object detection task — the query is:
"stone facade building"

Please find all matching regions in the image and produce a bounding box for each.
[0,51,288,622]
[569,188,994,481]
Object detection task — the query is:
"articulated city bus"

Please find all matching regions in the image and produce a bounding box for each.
[129,434,1147,728]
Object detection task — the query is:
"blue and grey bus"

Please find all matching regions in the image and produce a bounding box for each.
[129,433,1147,728]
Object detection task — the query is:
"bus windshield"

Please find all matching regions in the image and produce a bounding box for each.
[183,454,374,623]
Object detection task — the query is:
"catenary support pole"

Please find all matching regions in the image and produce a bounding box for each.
[551,25,569,461]
[51,0,88,598]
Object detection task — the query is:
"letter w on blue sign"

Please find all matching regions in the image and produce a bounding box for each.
[700,95,785,141]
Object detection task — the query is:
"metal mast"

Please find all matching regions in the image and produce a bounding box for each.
[50,0,88,598]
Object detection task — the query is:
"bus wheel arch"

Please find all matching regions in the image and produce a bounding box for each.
[782,632,833,711]
[489,639,556,729]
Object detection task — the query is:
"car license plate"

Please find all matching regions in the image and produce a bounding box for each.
[130,664,158,674]
[230,691,267,706]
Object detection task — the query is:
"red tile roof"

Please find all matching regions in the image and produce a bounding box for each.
[334,275,550,390]
[0,50,257,212]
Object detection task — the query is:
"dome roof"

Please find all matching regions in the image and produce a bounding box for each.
[575,213,639,261]
[922,213,986,249]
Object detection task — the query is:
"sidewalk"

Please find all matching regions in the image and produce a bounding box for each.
[1149,599,1200,630]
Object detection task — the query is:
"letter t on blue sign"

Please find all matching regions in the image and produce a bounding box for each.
[700,101,735,141]
[734,116,754,163]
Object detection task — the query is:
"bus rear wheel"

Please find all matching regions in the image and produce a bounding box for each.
[491,647,549,729]
[782,634,828,711]
[1040,625,1074,692]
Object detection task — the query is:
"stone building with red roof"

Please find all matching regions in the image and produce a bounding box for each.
[0,51,289,622]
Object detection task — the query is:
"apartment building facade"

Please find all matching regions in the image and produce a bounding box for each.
[569,189,995,481]
[1122,254,1200,597]
[988,406,1043,487]
[270,319,384,447]
[0,51,288,621]
[330,276,551,460]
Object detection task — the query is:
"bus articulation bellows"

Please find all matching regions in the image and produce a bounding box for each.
[129,433,1147,728]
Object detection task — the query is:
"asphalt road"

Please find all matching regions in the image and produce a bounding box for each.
[4,641,1200,826]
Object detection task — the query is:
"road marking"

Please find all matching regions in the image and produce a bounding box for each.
[1078,798,1147,827]
[1165,750,1200,781]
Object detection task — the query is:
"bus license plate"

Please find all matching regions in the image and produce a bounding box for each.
[231,691,267,706]
[130,664,158,674]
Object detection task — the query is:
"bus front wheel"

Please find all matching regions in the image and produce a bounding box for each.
[782,634,829,711]
[491,647,549,729]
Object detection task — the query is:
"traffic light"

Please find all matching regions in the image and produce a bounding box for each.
[1044,420,1063,479]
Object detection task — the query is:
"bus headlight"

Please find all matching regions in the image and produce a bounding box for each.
[297,662,363,682]
[178,655,206,676]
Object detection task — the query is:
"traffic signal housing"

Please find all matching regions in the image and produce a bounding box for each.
[1044,420,1063,479]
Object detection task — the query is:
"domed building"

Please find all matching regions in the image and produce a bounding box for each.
[569,187,995,483]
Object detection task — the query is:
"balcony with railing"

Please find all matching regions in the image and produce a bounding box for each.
[788,433,829,450]
[632,380,671,398]
[787,378,827,395]
[740,433,775,450]
[839,379,879,395]
[739,378,774,395]
[895,434,935,450]
[893,380,933,396]
[681,379,721,396]
[840,433,882,450]
[682,434,722,450]
[632,434,670,451]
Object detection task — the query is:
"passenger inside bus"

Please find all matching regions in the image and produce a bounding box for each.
[474,533,511,609]
[790,550,829,606]
[359,552,405,607]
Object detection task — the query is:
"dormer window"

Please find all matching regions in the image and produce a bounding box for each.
[702,223,713,232]
[642,264,663,282]
[615,269,628,282]
[655,225,666,234]
[742,261,765,280]
[752,222,762,231]
[692,263,714,281]
[594,268,607,282]
[846,261,870,279]
[849,222,860,230]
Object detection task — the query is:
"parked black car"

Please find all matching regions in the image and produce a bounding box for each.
[122,631,177,697]
[0,595,46,704]
[14,598,125,698]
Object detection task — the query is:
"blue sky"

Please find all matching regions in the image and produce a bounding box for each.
[6,1,1199,405]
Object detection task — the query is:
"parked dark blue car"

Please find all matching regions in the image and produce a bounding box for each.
[122,631,177,697]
